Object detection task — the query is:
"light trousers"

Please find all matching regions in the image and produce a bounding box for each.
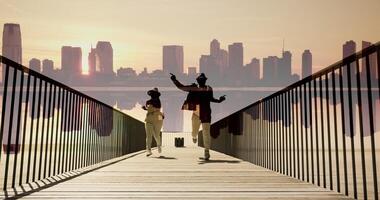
[192,114,211,150]
[145,120,163,151]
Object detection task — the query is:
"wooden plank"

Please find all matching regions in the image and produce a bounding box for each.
[2,147,353,199]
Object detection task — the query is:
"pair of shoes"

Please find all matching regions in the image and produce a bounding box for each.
[146,150,152,157]
[204,149,210,161]
[192,137,197,144]
[158,146,162,154]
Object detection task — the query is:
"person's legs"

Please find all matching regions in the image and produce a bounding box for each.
[191,114,201,143]
[153,120,163,153]
[202,122,211,160]
[145,122,154,156]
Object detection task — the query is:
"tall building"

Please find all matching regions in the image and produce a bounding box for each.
[302,50,312,78]
[199,55,217,77]
[96,41,113,74]
[263,56,279,83]
[361,41,377,80]
[42,59,54,77]
[163,45,184,75]
[2,23,22,152]
[278,51,292,83]
[245,58,260,85]
[343,40,356,58]
[61,46,82,83]
[210,39,220,57]
[29,58,41,73]
[88,46,97,75]
[218,49,229,75]
[2,23,22,63]
[71,47,82,74]
[61,46,82,74]
[228,42,243,69]
[228,42,243,85]
[342,40,357,137]
[2,23,22,84]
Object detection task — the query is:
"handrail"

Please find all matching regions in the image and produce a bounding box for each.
[0,56,146,191]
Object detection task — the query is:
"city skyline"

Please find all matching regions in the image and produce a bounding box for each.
[2,23,377,88]
[0,0,379,75]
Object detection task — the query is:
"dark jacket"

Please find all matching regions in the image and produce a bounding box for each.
[172,79,221,123]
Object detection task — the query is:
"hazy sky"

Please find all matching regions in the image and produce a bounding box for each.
[0,0,379,75]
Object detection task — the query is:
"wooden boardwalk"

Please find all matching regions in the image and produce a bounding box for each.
[3,147,352,199]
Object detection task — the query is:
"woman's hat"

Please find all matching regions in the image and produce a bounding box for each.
[147,87,161,97]
[196,73,208,81]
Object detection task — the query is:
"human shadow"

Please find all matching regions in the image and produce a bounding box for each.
[153,155,177,160]
[198,159,241,165]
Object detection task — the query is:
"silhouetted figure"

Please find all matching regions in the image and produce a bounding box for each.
[170,73,225,160]
[142,88,164,156]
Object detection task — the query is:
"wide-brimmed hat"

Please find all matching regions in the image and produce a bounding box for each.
[147,87,161,97]
[196,73,208,81]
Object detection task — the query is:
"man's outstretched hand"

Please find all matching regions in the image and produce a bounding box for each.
[219,95,226,102]
[170,73,176,81]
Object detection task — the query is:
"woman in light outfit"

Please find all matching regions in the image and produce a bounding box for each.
[142,88,164,156]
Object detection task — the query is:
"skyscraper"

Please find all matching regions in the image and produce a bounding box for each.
[278,51,292,84]
[210,39,220,57]
[88,46,97,75]
[263,56,279,83]
[342,40,357,137]
[245,58,260,85]
[42,59,54,77]
[228,42,243,69]
[61,46,82,82]
[163,45,184,75]
[2,23,22,152]
[2,23,22,63]
[228,42,243,85]
[199,55,217,77]
[29,58,41,73]
[61,46,82,73]
[2,23,22,84]
[343,40,356,58]
[218,49,229,75]
[302,50,312,78]
[96,41,114,74]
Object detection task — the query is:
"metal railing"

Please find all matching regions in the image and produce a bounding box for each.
[205,42,380,200]
[0,56,146,190]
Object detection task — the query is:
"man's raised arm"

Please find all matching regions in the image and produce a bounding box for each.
[170,73,195,92]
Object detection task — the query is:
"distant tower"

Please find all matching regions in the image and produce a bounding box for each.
[61,46,82,82]
[245,58,260,84]
[163,45,184,75]
[42,59,54,77]
[210,39,220,57]
[2,23,22,83]
[302,50,312,78]
[2,23,22,63]
[2,23,22,152]
[263,56,279,83]
[279,51,292,83]
[343,40,356,58]
[88,46,97,75]
[96,41,114,74]
[29,58,41,73]
[71,47,82,74]
[228,42,243,69]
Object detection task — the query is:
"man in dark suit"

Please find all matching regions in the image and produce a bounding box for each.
[170,73,225,160]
